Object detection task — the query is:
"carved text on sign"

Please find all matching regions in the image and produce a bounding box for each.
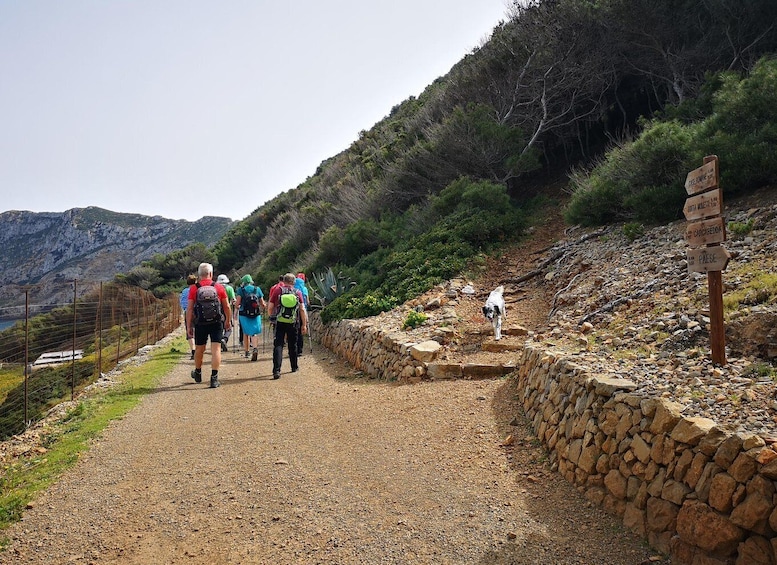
[683,188,722,221]
[685,160,718,195]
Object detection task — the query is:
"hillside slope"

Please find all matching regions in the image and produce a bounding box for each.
[0,207,234,313]
[374,184,777,436]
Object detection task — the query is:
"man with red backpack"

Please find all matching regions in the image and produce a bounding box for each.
[186,263,232,388]
[267,273,308,379]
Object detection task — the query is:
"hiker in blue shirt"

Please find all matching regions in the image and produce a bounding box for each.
[235,274,266,362]
[180,274,196,359]
[294,273,310,356]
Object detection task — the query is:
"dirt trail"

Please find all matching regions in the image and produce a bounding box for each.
[4,339,661,565]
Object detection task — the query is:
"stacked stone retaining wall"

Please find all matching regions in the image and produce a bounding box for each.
[311,316,429,382]
[311,314,777,564]
[516,344,777,565]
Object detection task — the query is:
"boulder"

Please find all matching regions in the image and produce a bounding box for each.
[676,500,743,555]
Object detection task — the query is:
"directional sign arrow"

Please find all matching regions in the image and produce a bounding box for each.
[685,159,718,196]
[687,245,731,273]
[685,216,726,247]
[683,188,722,221]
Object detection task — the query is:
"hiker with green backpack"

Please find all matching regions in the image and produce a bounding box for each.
[267,273,308,379]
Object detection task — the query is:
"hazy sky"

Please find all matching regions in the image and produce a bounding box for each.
[0,1,509,222]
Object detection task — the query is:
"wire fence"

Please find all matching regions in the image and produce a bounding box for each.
[0,281,180,440]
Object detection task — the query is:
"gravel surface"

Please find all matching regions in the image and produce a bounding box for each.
[3,341,661,565]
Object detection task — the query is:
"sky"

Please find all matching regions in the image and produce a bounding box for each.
[0,1,509,222]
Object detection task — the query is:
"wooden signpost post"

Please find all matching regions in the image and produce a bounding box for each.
[684,155,727,365]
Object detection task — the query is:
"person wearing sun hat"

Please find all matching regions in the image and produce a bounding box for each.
[234,274,266,361]
[216,274,235,352]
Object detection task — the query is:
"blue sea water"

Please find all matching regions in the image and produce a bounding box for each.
[0,320,19,331]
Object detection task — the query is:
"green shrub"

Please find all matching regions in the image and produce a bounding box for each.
[622,222,645,242]
[318,178,527,323]
[345,292,399,319]
[565,56,777,226]
[565,121,694,225]
[728,219,754,237]
[402,310,428,330]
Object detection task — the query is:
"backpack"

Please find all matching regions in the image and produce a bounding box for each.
[193,282,223,325]
[241,285,261,318]
[276,286,299,324]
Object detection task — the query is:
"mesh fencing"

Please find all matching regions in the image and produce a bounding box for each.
[0,282,180,440]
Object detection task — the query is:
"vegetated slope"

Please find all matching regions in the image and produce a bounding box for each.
[204,0,777,309]
[0,207,233,312]
[418,182,777,434]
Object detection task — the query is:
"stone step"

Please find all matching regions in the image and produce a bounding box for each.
[427,362,516,380]
[463,363,516,379]
[466,325,530,337]
[481,340,524,353]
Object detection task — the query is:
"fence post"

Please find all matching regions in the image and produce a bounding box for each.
[98,282,103,377]
[143,292,149,348]
[116,311,121,366]
[71,280,77,401]
[136,295,141,354]
[24,287,30,427]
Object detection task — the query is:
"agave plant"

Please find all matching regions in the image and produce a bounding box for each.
[310,267,355,307]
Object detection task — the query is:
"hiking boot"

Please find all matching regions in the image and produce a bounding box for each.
[210,375,220,388]
[221,340,228,352]
[244,350,250,358]
[191,369,202,383]
[272,371,280,379]
[291,367,299,373]
[251,348,258,362]
[190,351,195,360]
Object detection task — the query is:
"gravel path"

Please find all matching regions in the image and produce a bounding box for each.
[4,341,661,565]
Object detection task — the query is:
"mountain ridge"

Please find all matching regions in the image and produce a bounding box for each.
[0,207,234,314]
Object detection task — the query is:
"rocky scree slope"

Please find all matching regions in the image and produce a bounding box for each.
[0,207,233,312]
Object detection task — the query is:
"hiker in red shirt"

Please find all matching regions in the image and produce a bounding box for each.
[186,262,232,388]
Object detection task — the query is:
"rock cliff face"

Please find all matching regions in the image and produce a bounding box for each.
[0,207,234,312]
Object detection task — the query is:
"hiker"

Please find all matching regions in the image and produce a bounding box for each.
[180,274,197,359]
[269,274,284,297]
[268,273,308,379]
[294,272,310,356]
[235,274,266,361]
[186,262,232,388]
[216,274,236,352]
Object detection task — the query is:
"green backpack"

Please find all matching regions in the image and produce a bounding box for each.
[277,287,299,324]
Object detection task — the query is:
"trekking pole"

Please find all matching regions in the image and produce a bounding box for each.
[304,306,312,354]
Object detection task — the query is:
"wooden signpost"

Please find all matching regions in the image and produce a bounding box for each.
[683,155,727,365]
[684,216,726,247]
[683,188,722,221]
[686,245,730,273]
[684,159,718,195]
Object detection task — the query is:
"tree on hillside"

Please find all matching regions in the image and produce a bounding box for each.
[601,0,777,105]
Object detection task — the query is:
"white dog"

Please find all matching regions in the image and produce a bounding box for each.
[482,285,506,340]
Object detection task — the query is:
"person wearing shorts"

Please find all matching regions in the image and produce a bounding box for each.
[186,263,232,388]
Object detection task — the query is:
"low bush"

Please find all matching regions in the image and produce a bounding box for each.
[565,56,777,226]
[320,178,527,322]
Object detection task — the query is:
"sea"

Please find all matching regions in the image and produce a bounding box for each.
[0,320,20,332]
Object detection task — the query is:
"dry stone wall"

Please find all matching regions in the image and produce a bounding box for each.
[310,314,514,383]
[517,343,777,565]
[310,316,431,383]
[312,312,777,564]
